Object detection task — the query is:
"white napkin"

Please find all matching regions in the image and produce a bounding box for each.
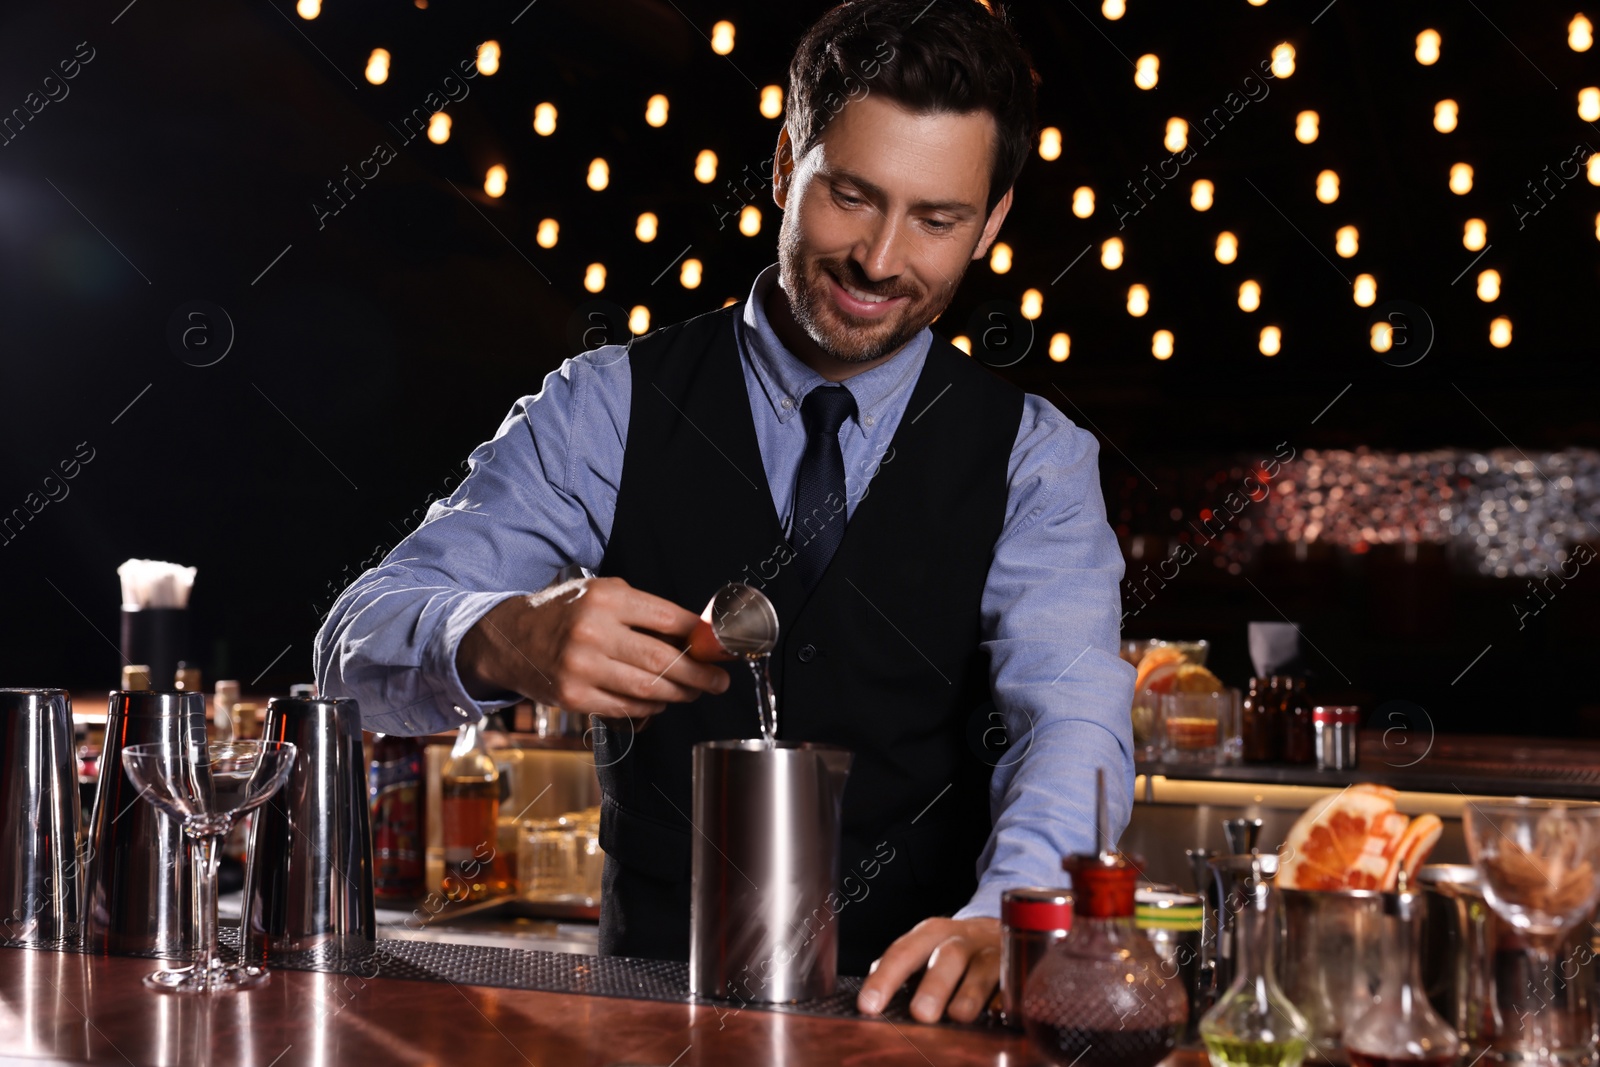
[117,558,197,610]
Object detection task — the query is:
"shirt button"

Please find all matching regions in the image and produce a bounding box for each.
[863,415,875,427]
[781,397,794,410]
[797,644,817,663]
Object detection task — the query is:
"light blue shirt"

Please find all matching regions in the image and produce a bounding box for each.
[315,262,1136,920]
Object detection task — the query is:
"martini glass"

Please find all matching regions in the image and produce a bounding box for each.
[1462,799,1600,1065]
[121,740,298,993]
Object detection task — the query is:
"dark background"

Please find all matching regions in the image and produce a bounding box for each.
[0,0,1595,733]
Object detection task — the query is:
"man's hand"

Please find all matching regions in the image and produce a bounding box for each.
[855,917,1001,1024]
[455,576,730,718]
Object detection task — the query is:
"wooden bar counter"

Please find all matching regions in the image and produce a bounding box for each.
[0,946,1212,1066]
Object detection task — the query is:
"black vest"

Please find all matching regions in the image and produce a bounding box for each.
[595,300,1024,973]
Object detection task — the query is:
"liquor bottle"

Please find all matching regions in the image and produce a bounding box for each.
[1342,892,1460,1067]
[440,720,513,901]
[1199,861,1310,1067]
[1021,772,1188,1067]
[1240,678,1276,763]
[1283,678,1316,765]
[369,733,426,902]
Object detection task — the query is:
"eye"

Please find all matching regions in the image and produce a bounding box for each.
[833,190,863,208]
[923,218,956,233]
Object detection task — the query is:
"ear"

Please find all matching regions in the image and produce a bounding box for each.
[972,186,1015,261]
[773,126,796,210]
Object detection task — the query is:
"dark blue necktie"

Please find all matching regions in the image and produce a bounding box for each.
[791,385,857,591]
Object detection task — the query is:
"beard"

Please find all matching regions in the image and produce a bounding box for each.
[776,219,965,365]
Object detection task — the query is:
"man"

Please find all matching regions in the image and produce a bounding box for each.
[316,0,1134,1024]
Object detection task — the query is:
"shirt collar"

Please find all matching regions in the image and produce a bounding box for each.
[737,262,930,439]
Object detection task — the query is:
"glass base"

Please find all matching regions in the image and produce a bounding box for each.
[143,958,272,994]
[1483,1047,1600,1067]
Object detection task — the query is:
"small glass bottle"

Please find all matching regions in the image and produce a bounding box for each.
[370,732,426,902]
[1240,678,1277,764]
[1283,678,1316,765]
[440,720,513,901]
[1342,891,1460,1067]
[1200,862,1309,1066]
[1022,850,1188,1067]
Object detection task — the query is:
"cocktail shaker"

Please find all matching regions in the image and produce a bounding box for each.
[689,739,852,1003]
[83,690,206,955]
[242,696,375,956]
[0,689,82,943]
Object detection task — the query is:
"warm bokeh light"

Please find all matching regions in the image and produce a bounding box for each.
[1353,274,1376,307]
[1271,42,1296,78]
[1591,155,1600,185]
[1021,289,1043,321]
[1040,127,1063,161]
[952,335,972,354]
[484,164,507,198]
[711,20,735,55]
[1463,218,1486,251]
[477,40,501,76]
[1335,225,1358,258]
[1449,162,1473,195]
[1071,186,1095,218]
[536,218,558,249]
[1127,284,1149,317]
[587,158,610,191]
[1164,117,1188,153]
[365,48,390,85]
[1101,0,1125,18]
[680,258,702,288]
[584,263,606,293]
[1101,237,1124,269]
[296,0,320,19]
[738,205,761,237]
[1214,231,1238,264]
[426,112,451,144]
[1295,110,1319,144]
[1049,333,1070,362]
[645,94,669,127]
[1416,29,1441,65]
[1572,14,1594,51]
[533,102,557,136]
[1370,321,1393,353]
[1434,99,1458,133]
[1191,180,1214,211]
[1595,211,1600,239]
[694,149,718,183]
[760,85,784,120]
[1315,170,1339,204]
[1152,330,1174,360]
[1489,316,1512,347]
[1135,54,1159,90]
[1238,279,1261,312]
[1580,87,1600,122]
[990,242,1013,274]
[1259,325,1281,356]
[635,212,657,242]
[1476,269,1501,302]
[629,306,650,335]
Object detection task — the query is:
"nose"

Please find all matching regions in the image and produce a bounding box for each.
[851,210,909,288]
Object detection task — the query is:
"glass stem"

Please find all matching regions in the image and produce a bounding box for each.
[193,833,221,992]
[1524,938,1557,1057]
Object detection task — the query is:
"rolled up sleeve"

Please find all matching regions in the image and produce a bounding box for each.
[953,393,1135,920]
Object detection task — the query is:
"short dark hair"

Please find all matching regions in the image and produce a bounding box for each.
[785,0,1040,217]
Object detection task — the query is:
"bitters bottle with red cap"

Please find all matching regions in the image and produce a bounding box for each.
[1020,770,1188,1067]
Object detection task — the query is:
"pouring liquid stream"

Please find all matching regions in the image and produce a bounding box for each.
[747,652,777,745]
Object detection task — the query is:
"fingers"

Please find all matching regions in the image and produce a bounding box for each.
[613,629,731,697]
[856,919,951,1017]
[908,934,975,1023]
[595,578,705,639]
[945,940,1000,1023]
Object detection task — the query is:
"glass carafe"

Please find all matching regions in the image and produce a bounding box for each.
[1021,850,1189,1067]
[1343,890,1460,1067]
[1199,866,1310,1067]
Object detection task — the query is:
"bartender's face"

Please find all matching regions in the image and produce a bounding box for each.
[773,94,1013,366]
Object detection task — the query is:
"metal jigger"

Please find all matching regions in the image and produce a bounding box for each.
[242,697,375,958]
[688,582,779,661]
[0,689,82,944]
